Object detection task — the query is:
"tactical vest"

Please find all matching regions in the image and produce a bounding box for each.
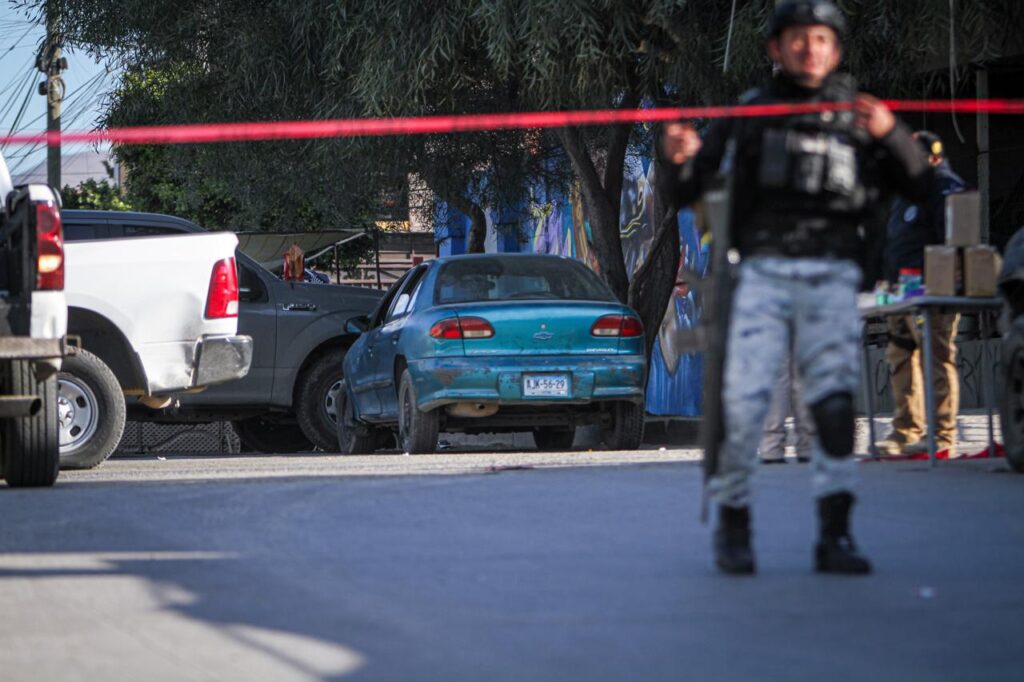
[735,74,879,259]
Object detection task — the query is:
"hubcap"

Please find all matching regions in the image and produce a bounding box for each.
[57,375,99,455]
[323,378,344,424]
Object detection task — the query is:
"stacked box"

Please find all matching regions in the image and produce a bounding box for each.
[963,245,1001,297]
[945,192,981,246]
[925,245,960,296]
[928,191,1000,298]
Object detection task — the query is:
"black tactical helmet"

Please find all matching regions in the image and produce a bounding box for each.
[769,0,847,41]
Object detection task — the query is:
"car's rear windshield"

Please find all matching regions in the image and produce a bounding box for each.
[435,256,616,305]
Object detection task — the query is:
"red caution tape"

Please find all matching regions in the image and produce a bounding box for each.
[2,99,1022,147]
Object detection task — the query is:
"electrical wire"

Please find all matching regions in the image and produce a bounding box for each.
[722,0,738,74]
[5,68,112,176]
[949,0,966,143]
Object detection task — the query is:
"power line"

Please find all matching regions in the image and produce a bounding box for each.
[0,22,37,55]
[4,68,113,173]
[0,55,34,100]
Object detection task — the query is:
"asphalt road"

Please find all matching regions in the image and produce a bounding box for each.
[1,448,1021,682]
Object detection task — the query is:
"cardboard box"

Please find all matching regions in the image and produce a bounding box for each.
[945,191,981,246]
[963,245,1001,297]
[925,245,960,296]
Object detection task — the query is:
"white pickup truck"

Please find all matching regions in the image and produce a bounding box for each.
[60,232,253,468]
[1,150,252,474]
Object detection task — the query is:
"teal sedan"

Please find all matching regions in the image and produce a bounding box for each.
[337,254,647,454]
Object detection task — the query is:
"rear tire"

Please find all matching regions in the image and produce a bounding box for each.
[233,416,313,454]
[336,380,377,455]
[57,350,126,470]
[295,349,347,451]
[602,400,645,451]
[1000,326,1024,473]
[1,359,59,487]
[398,369,439,454]
[532,427,575,451]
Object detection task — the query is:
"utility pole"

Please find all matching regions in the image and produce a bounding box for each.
[976,67,990,244]
[36,0,66,190]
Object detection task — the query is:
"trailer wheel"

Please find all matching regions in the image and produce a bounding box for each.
[1,359,59,487]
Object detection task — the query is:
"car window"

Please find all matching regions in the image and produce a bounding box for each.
[238,262,267,303]
[435,256,615,305]
[62,222,107,241]
[384,266,428,323]
[370,270,414,328]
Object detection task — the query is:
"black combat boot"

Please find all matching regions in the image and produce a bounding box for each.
[815,492,872,575]
[714,505,756,575]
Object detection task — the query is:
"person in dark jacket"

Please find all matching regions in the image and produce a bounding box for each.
[876,132,966,457]
[658,0,933,575]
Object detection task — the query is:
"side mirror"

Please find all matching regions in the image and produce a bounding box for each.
[345,315,371,334]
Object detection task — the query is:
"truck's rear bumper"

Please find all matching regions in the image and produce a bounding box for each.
[193,334,253,388]
[0,336,66,360]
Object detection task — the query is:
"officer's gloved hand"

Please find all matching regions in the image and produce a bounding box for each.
[854,94,895,140]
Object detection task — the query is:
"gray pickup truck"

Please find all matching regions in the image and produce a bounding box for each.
[0,153,65,486]
[62,210,383,452]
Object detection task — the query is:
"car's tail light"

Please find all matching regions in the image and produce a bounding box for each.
[205,257,239,318]
[35,202,64,290]
[460,317,495,339]
[429,316,495,340]
[591,314,643,337]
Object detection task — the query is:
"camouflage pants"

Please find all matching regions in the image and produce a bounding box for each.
[709,257,862,508]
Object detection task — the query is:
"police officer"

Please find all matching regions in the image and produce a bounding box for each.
[877,131,967,457]
[659,0,932,575]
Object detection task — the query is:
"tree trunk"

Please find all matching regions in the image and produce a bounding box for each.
[628,205,682,364]
[553,86,639,303]
[465,203,487,254]
[556,126,631,302]
[441,192,488,254]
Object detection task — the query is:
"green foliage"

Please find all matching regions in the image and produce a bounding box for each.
[20,0,1023,236]
[60,178,132,211]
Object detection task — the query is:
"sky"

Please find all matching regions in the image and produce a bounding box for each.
[0,1,115,182]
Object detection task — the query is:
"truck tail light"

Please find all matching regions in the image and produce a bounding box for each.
[591,314,643,337]
[35,202,64,290]
[429,316,495,340]
[205,257,239,318]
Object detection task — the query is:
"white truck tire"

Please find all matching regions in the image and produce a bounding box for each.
[58,350,126,469]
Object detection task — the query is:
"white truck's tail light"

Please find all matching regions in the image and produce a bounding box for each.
[429,316,495,339]
[35,202,64,290]
[205,257,239,318]
[591,314,643,337]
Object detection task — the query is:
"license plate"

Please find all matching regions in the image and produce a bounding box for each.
[523,374,569,398]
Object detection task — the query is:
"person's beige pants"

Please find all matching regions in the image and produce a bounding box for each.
[885,313,960,447]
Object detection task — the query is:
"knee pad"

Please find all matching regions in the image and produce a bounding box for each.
[811,392,855,458]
